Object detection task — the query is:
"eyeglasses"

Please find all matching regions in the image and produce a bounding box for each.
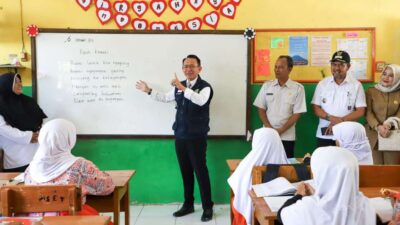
[182,65,199,69]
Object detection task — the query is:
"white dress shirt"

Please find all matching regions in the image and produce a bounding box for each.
[150,76,211,106]
[0,115,38,169]
[312,75,366,140]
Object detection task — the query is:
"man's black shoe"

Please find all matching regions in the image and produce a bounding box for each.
[201,208,213,222]
[173,206,194,217]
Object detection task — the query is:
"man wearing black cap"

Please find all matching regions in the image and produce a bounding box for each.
[311,50,366,147]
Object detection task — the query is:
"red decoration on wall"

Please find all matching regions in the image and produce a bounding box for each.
[203,11,219,29]
[113,0,129,14]
[96,9,113,24]
[132,1,148,18]
[132,18,148,30]
[207,0,222,10]
[231,0,241,5]
[95,0,110,9]
[169,0,185,15]
[150,21,167,30]
[114,13,131,29]
[150,0,167,17]
[220,2,236,19]
[26,24,39,37]
[188,0,204,11]
[168,21,185,30]
[186,17,202,30]
[76,0,93,11]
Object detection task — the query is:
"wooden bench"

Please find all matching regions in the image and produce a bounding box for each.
[0,184,82,216]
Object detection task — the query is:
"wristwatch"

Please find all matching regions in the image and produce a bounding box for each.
[147,88,152,95]
[325,114,330,121]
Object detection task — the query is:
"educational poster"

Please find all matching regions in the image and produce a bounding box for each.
[348,59,368,80]
[337,38,368,59]
[271,37,284,48]
[289,36,308,65]
[255,49,271,76]
[311,36,331,66]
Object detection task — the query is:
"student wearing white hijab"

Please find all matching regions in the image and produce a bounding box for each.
[228,128,289,225]
[25,119,115,216]
[278,147,376,225]
[332,121,373,165]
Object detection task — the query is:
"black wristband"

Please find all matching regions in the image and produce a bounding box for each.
[147,88,152,95]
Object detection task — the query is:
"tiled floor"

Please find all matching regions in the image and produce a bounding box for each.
[101,204,230,225]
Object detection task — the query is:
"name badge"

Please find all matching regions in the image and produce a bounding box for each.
[266,93,273,95]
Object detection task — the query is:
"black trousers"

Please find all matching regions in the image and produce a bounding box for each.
[175,138,213,209]
[316,138,336,147]
[3,164,29,172]
[281,140,295,158]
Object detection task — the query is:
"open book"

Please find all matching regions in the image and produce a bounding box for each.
[368,197,393,223]
[252,177,314,197]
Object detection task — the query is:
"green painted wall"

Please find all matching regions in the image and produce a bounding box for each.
[23,82,374,204]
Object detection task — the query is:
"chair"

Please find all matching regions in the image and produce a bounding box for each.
[0,184,82,216]
[251,165,312,185]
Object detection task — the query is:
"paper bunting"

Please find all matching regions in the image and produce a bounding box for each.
[77,0,242,30]
[132,1,148,17]
[150,0,167,17]
[168,21,185,30]
[76,0,93,11]
[203,11,219,29]
[132,18,148,30]
[188,0,204,11]
[169,0,185,15]
[220,2,236,19]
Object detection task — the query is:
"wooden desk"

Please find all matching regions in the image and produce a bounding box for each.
[86,170,135,225]
[226,159,241,223]
[41,216,111,225]
[0,170,135,225]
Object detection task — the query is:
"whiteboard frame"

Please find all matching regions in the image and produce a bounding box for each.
[31,29,251,139]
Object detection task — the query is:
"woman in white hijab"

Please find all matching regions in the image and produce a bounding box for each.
[278,147,376,225]
[332,121,373,165]
[365,64,400,164]
[227,128,289,225]
[24,119,115,216]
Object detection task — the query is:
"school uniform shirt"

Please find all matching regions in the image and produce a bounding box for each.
[150,76,211,106]
[253,79,306,141]
[0,115,38,169]
[227,128,289,225]
[311,75,366,140]
[280,147,376,225]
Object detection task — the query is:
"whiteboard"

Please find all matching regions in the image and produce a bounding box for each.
[33,30,249,136]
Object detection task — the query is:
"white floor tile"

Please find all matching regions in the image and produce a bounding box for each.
[100,203,229,225]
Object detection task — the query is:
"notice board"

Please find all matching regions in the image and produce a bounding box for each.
[253,28,375,83]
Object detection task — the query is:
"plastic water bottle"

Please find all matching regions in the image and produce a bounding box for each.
[393,193,400,224]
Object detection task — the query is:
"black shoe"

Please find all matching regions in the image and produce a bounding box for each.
[173,205,194,217]
[201,208,213,222]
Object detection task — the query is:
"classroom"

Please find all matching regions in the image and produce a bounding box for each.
[0,0,400,224]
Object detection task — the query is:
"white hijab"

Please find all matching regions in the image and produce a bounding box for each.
[29,118,79,183]
[281,147,376,225]
[375,64,400,93]
[227,128,289,225]
[332,121,373,165]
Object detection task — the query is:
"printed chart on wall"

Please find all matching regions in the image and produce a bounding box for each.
[253,28,375,83]
[32,29,250,137]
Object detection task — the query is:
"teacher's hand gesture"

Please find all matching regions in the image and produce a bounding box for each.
[136,80,151,93]
[171,73,185,91]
